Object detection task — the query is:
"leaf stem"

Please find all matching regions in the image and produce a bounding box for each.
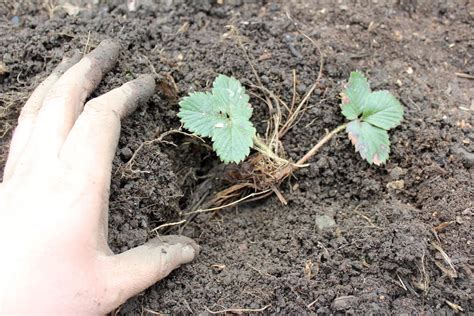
[252,135,287,163]
[252,135,270,152]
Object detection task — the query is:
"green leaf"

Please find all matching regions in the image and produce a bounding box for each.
[362,91,404,130]
[178,75,256,163]
[212,74,252,119]
[178,92,226,137]
[211,117,255,163]
[340,71,404,165]
[340,71,371,120]
[346,120,390,165]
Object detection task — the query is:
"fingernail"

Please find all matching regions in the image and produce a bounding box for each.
[181,244,197,262]
[54,51,82,74]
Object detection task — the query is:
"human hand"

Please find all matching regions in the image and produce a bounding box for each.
[0,40,198,315]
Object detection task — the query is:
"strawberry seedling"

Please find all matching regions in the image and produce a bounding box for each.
[178,74,256,163]
[178,71,403,206]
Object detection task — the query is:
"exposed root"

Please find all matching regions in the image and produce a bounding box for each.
[151,219,187,234]
[120,129,206,175]
[159,24,337,231]
[183,188,272,216]
[214,124,346,207]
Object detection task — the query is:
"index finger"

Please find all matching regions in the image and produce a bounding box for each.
[59,75,155,237]
[27,40,120,158]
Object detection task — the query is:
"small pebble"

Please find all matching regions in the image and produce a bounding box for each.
[452,145,474,168]
[332,295,357,310]
[0,62,8,76]
[261,75,270,84]
[315,214,336,231]
[386,180,405,190]
[389,166,406,180]
[120,147,133,161]
[11,16,20,27]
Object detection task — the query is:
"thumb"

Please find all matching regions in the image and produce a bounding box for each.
[100,235,199,312]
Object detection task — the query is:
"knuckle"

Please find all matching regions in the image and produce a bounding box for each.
[44,82,75,101]
[18,105,39,121]
[84,99,119,119]
[157,255,169,278]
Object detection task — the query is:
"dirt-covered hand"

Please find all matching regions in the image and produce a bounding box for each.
[0,40,198,315]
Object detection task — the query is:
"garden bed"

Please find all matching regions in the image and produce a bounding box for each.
[0,0,472,314]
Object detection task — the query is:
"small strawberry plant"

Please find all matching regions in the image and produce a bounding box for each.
[178,75,256,163]
[178,71,403,205]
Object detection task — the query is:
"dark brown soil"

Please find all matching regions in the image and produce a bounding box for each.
[1,0,473,314]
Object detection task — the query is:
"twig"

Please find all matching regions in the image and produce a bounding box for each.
[83,30,91,55]
[291,69,297,113]
[204,304,271,314]
[433,221,456,232]
[286,12,325,86]
[454,72,474,80]
[307,298,319,309]
[227,25,271,107]
[420,249,429,290]
[271,185,287,205]
[141,307,164,315]
[227,24,285,149]
[413,249,429,291]
[397,274,408,291]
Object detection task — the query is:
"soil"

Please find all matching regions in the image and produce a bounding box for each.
[1,0,473,314]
